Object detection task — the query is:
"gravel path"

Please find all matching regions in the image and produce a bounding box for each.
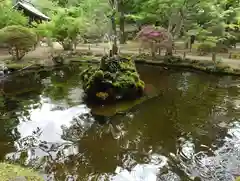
[0,42,239,69]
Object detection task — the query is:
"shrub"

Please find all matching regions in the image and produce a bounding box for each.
[231,53,240,59]
[136,25,174,56]
[197,42,215,55]
[35,10,84,51]
[0,25,38,60]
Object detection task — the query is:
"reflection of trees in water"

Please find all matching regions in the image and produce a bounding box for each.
[2,68,240,180]
[6,127,79,181]
[42,66,85,105]
[8,83,239,180]
[0,66,85,164]
[6,111,151,180]
[0,72,44,161]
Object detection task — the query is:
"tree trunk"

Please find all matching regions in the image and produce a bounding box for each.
[62,42,73,51]
[118,0,125,44]
[212,52,216,63]
[16,49,20,61]
[119,12,125,44]
[111,13,118,56]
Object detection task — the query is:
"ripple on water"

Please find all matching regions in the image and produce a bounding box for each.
[176,120,240,181]
[111,154,168,181]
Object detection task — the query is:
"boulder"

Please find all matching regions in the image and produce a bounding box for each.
[80,56,145,103]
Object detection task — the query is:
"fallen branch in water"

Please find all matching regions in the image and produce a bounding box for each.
[16,64,35,72]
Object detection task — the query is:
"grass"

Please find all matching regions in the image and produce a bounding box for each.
[0,163,43,181]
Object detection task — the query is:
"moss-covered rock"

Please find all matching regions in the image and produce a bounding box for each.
[0,163,43,181]
[80,55,145,103]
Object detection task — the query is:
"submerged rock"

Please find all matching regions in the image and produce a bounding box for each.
[80,55,145,103]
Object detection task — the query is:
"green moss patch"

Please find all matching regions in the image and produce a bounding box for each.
[80,55,145,103]
[134,55,240,76]
[0,163,43,181]
[235,177,240,181]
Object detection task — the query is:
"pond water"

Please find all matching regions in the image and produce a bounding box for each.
[0,64,240,181]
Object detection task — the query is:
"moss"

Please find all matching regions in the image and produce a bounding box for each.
[133,55,240,76]
[235,177,240,181]
[80,56,145,103]
[0,163,43,181]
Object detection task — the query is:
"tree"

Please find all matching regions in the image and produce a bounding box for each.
[136,25,174,56]
[0,25,38,60]
[0,0,28,29]
[108,0,118,56]
[35,0,109,50]
[116,0,126,44]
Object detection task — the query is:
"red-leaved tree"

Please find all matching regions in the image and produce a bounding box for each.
[135,25,174,57]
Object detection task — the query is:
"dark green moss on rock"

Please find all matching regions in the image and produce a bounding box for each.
[80,56,145,103]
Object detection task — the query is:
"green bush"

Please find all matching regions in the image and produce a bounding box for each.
[197,42,215,55]
[231,53,240,59]
[0,25,38,60]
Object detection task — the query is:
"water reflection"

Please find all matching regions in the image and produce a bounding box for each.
[0,64,240,180]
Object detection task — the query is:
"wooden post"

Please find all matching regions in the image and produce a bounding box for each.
[212,52,216,63]
[88,44,91,51]
[158,48,161,55]
[183,52,186,59]
[151,51,155,58]
[229,52,232,59]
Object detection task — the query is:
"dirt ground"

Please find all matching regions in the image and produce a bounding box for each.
[0,41,239,68]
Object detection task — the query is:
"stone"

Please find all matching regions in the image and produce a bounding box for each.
[80,55,145,103]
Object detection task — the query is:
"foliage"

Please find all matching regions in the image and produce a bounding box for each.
[0,163,43,181]
[35,10,83,50]
[80,56,144,102]
[35,0,109,50]
[136,25,174,56]
[0,25,38,60]
[196,42,216,55]
[1,0,240,57]
[0,0,28,29]
[34,0,59,15]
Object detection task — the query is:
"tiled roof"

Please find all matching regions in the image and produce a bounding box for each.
[13,1,50,20]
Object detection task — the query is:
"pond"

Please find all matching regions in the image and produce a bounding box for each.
[0,63,240,181]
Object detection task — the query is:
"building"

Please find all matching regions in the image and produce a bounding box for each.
[13,0,50,24]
